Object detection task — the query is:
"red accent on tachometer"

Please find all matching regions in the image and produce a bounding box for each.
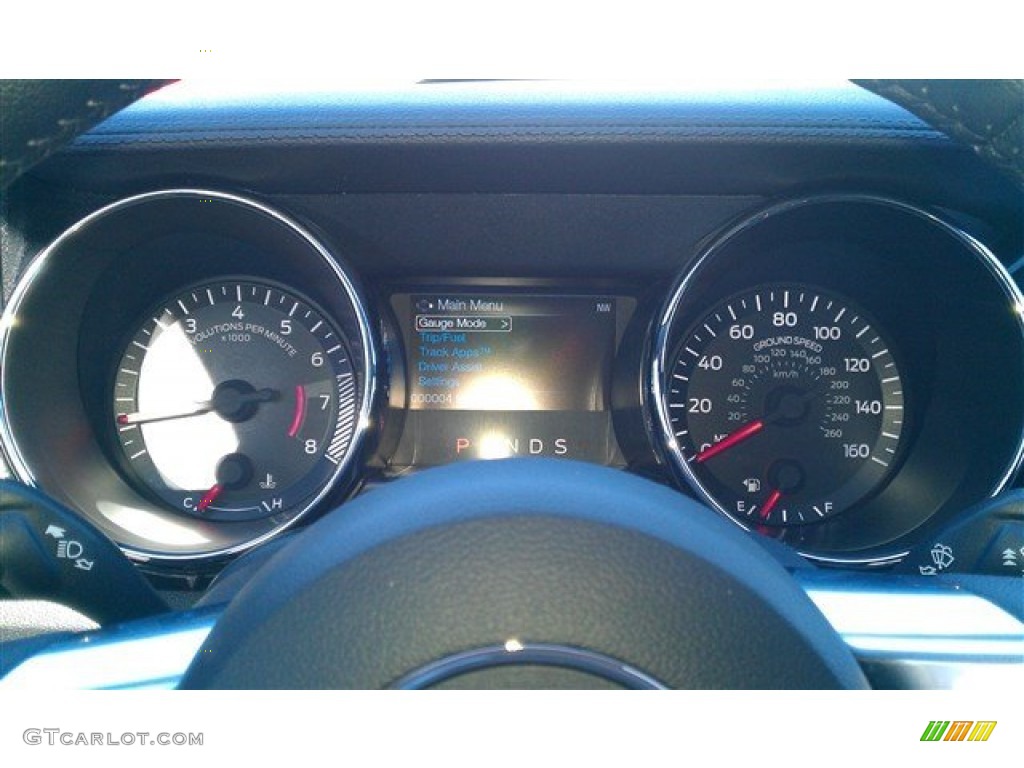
[288,384,306,438]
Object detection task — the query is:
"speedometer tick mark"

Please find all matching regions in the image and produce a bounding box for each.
[871,456,889,467]
[728,305,737,321]
[834,308,846,322]
[311,321,323,332]
[856,326,869,338]
[177,300,189,315]
[810,296,819,311]
[871,349,888,359]
[685,347,698,357]
[703,324,716,337]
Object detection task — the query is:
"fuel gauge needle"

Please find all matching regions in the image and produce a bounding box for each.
[695,420,764,463]
[759,489,783,519]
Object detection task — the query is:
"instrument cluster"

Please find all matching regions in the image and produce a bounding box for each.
[2,191,1022,571]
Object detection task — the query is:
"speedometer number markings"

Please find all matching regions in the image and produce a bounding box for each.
[663,286,905,527]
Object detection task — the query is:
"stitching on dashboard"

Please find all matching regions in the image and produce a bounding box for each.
[70,126,946,150]
[0,82,153,183]
[864,80,1023,177]
[82,119,938,135]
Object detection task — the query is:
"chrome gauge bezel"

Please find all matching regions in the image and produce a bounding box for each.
[650,195,1024,565]
[0,189,378,567]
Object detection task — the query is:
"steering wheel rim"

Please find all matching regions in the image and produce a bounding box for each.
[180,458,868,689]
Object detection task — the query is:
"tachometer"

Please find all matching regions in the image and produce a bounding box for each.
[112,279,358,522]
[656,285,905,528]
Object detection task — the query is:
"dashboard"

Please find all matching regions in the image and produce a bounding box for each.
[1,80,1023,689]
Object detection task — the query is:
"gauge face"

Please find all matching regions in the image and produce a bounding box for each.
[659,285,905,528]
[112,280,359,521]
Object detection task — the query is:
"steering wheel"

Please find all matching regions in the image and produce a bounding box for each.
[1,79,1021,689]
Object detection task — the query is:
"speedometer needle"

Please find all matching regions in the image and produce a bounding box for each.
[695,420,765,463]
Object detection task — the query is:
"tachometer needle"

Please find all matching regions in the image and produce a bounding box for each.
[116,386,279,426]
[695,420,765,463]
[196,484,223,513]
[117,403,215,426]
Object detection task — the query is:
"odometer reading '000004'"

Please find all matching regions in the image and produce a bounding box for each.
[112,280,359,522]
[660,285,905,527]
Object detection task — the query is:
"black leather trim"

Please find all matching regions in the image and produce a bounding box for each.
[855,80,1023,186]
[0,80,172,188]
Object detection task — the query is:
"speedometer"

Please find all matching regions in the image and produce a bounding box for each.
[656,285,905,528]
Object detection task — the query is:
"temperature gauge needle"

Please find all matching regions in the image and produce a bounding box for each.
[196,484,223,513]
[695,420,765,463]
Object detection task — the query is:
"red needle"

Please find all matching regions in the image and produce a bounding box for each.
[196,484,223,513]
[759,489,783,519]
[695,420,765,463]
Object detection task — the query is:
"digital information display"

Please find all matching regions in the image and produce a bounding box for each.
[391,292,630,467]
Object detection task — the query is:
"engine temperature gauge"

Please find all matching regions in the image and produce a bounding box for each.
[112,279,359,521]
